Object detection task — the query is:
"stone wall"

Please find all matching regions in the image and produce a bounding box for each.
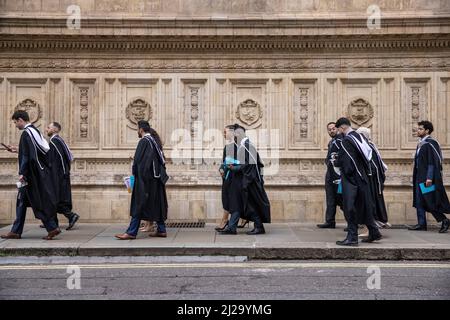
[0,0,449,224]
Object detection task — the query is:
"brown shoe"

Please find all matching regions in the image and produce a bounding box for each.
[42,228,61,240]
[1,232,21,239]
[149,231,167,238]
[114,233,136,240]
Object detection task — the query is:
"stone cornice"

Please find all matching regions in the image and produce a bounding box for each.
[0,35,449,54]
[1,55,449,72]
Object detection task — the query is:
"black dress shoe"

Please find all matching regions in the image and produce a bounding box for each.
[336,239,358,246]
[218,228,237,235]
[246,227,265,235]
[361,233,382,243]
[317,222,336,229]
[439,219,450,233]
[408,224,427,231]
[66,213,80,231]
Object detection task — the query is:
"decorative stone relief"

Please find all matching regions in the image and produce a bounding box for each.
[411,88,421,137]
[15,98,42,124]
[235,99,262,128]
[79,87,89,138]
[190,87,199,138]
[126,97,152,128]
[347,98,374,127]
[299,89,309,138]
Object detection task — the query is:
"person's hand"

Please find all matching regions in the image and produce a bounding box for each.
[425,179,433,187]
[18,175,25,183]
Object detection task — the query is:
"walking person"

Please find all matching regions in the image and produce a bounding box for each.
[218,125,271,235]
[317,122,343,229]
[1,111,60,240]
[45,122,80,230]
[333,118,381,246]
[408,121,450,233]
[115,121,169,240]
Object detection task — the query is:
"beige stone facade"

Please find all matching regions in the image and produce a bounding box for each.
[1,0,450,225]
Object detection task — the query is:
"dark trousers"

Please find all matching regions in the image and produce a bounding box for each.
[11,188,58,234]
[415,184,446,224]
[248,212,263,229]
[342,177,378,242]
[325,178,338,224]
[126,216,166,237]
[227,211,241,232]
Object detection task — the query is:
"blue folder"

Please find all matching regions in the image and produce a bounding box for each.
[337,181,342,194]
[419,182,435,194]
[223,157,240,180]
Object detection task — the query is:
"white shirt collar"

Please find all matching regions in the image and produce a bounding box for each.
[144,133,151,137]
[24,123,31,129]
[420,135,430,142]
[344,127,354,136]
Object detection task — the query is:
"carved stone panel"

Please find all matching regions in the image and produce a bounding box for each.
[436,77,450,148]
[69,79,98,149]
[231,79,268,131]
[6,78,48,145]
[118,78,158,147]
[290,79,318,149]
[402,78,430,149]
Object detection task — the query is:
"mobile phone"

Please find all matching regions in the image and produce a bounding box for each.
[1,143,12,151]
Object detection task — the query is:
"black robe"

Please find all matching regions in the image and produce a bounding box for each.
[326,134,343,209]
[334,131,375,225]
[18,125,57,221]
[48,135,73,214]
[227,139,271,223]
[413,137,450,214]
[130,135,168,222]
[221,143,238,212]
[367,141,388,223]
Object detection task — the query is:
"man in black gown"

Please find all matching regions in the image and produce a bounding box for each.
[45,122,79,230]
[317,122,343,229]
[408,121,450,233]
[219,125,271,235]
[115,121,168,240]
[1,111,60,240]
[333,117,381,246]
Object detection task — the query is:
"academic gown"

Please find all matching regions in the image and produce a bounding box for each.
[221,143,238,212]
[48,135,73,213]
[19,125,57,222]
[227,139,271,223]
[413,137,450,214]
[130,135,168,222]
[326,134,343,209]
[334,131,376,225]
[368,141,388,223]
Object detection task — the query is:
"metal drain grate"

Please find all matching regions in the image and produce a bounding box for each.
[165,221,206,228]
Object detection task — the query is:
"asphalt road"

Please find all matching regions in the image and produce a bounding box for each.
[0,257,449,300]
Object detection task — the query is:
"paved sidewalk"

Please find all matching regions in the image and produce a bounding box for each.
[0,223,449,260]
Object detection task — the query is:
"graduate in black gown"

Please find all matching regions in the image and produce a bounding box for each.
[1,111,60,240]
[45,122,79,230]
[333,118,381,246]
[215,125,238,231]
[115,121,168,240]
[356,127,389,226]
[317,122,343,228]
[219,125,271,235]
[408,121,450,233]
